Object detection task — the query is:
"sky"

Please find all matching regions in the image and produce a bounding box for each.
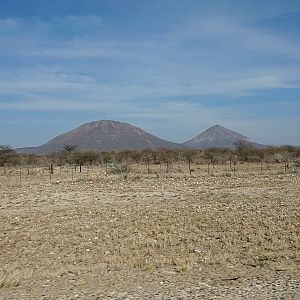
[0,0,300,148]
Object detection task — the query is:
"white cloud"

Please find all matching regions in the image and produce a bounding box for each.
[63,15,103,28]
[29,40,125,59]
[0,64,299,110]
[171,16,300,58]
[0,18,21,32]
[1,13,300,89]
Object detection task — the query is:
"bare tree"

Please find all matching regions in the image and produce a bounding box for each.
[234,140,253,162]
[63,144,78,153]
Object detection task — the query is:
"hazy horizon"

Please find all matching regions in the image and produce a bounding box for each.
[1,0,300,148]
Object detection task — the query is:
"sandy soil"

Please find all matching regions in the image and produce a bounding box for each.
[0,166,299,299]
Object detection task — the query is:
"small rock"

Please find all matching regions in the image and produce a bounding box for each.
[193,248,204,254]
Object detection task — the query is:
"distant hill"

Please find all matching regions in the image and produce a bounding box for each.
[183,125,265,149]
[17,120,184,154]
[17,121,267,154]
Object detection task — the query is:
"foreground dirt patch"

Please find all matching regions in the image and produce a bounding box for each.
[0,171,299,299]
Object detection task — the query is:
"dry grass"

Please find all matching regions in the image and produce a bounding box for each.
[0,164,299,298]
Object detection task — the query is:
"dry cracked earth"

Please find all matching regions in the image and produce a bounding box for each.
[0,166,300,299]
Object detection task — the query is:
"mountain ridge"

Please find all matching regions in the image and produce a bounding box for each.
[17,120,184,154]
[16,120,265,154]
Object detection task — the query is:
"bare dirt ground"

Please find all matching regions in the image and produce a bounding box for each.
[0,164,300,299]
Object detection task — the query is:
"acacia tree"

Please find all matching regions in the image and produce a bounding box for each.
[245,148,262,171]
[63,144,78,153]
[182,149,198,175]
[53,150,69,166]
[141,149,154,174]
[234,140,253,162]
[204,147,226,166]
[99,151,114,172]
[129,151,142,170]
[68,150,98,172]
[156,148,175,173]
[23,154,39,174]
[279,145,296,172]
[115,150,132,172]
[0,145,19,166]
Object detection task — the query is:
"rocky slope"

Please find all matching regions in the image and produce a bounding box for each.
[18,120,184,154]
[183,125,253,149]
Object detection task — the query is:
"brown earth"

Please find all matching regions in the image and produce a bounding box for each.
[0,164,299,299]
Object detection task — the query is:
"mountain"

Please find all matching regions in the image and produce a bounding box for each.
[183,125,263,149]
[17,122,267,154]
[18,120,184,154]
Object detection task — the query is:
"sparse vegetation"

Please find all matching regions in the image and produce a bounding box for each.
[252,256,269,268]
[0,146,300,298]
[3,145,300,179]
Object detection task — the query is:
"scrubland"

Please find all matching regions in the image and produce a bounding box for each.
[0,163,299,299]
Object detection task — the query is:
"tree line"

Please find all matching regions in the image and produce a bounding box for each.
[1,142,300,172]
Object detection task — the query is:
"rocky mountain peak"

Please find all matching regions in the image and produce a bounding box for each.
[183,125,250,149]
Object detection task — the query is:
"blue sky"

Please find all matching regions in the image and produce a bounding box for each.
[0,0,300,147]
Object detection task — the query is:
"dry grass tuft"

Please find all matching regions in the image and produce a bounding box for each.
[0,268,33,289]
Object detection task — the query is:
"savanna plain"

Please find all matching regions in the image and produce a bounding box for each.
[0,163,300,299]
